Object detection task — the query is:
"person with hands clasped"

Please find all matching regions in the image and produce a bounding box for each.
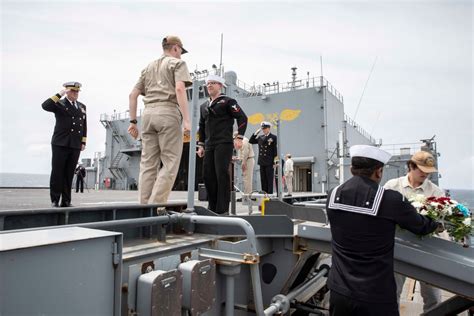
[197,74,248,214]
[42,81,87,207]
[128,35,192,207]
[233,131,255,195]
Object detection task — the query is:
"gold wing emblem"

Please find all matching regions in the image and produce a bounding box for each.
[248,112,265,125]
[280,109,301,121]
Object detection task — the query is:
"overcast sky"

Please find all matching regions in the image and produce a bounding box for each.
[1,0,472,189]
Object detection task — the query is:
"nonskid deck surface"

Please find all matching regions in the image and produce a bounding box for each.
[0,188,320,212]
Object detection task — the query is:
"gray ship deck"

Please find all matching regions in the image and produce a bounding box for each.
[0,188,318,212]
[1,188,470,315]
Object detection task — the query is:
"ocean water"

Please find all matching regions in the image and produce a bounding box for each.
[0,173,50,188]
[0,173,473,208]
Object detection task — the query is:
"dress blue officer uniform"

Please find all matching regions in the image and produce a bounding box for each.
[42,82,87,207]
[249,121,277,194]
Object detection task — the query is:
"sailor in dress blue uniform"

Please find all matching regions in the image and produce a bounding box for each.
[326,145,440,316]
[42,82,87,207]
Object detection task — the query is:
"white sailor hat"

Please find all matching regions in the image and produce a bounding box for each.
[349,145,391,164]
[261,121,272,128]
[63,81,82,91]
[205,74,227,87]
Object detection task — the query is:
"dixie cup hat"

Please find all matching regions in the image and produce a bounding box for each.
[349,145,391,164]
[205,74,227,87]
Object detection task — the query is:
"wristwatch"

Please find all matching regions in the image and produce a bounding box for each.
[130,119,138,124]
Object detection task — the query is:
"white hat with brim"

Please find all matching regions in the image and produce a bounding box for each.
[350,145,391,164]
[261,121,272,128]
[206,74,227,87]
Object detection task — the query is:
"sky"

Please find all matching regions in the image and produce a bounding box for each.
[1,0,472,189]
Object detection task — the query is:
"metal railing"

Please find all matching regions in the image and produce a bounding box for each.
[236,76,344,103]
[381,142,430,156]
[101,75,346,121]
[100,109,143,122]
[344,114,376,144]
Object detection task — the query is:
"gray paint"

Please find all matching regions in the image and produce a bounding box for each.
[0,227,122,315]
[96,73,378,193]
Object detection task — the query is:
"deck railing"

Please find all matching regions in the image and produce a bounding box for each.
[235,76,344,103]
[344,114,376,144]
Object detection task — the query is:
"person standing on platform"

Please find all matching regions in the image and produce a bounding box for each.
[233,131,255,195]
[197,75,248,214]
[75,163,86,193]
[284,153,294,196]
[384,150,444,313]
[326,145,441,316]
[128,35,192,206]
[249,121,277,194]
[42,82,87,207]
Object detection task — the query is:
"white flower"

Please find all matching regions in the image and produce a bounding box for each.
[446,208,453,216]
[409,194,426,203]
[430,202,440,208]
[412,202,424,209]
[462,217,471,226]
[420,210,428,216]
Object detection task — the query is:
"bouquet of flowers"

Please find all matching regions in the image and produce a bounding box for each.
[409,195,472,244]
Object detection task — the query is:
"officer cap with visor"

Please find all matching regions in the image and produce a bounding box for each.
[63,81,82,91]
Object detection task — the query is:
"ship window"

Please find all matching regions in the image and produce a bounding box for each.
[186,88,193,101]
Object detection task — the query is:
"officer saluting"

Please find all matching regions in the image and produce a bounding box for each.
[326,145,441,316]
[249,121,277,194]
[42,82,87,207]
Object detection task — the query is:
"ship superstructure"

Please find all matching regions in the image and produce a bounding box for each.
[84,67,439,192]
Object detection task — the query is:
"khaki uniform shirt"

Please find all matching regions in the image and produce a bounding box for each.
[237,137,255,161]
[384,175,445,200]
[384,175,448,239]
[284,158,294,176]
[135,55,192,106]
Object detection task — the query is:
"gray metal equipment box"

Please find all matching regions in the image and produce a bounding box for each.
[178,259,216,315]
[0,226,122,316]
[137,269,183,316]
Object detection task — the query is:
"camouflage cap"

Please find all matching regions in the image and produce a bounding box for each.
[162,35,188,54]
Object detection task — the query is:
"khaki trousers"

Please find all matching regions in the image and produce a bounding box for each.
[139,104,183,204]
[285,171,293,194]
[242,158,255,194]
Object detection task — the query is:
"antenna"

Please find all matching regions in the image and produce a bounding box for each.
[369,111,381,135]
[219,33,224,76]
[320,56,323,77]
[320,55,324,87]
[353,57,377,121]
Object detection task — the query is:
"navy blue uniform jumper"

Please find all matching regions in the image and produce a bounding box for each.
[198,94,247,213]
[326,175,438,316]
